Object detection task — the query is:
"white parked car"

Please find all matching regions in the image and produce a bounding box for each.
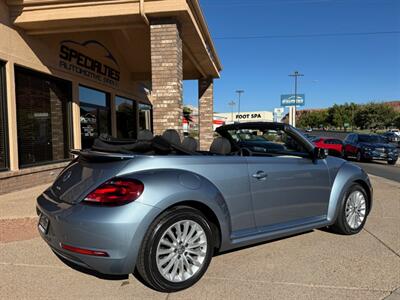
[388,129,400,137]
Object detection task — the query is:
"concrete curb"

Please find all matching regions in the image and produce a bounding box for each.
[384,288,400,300]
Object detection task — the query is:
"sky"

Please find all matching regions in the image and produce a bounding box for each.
[183,0,400,114]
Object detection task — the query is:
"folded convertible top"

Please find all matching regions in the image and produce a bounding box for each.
[91,135,199,155]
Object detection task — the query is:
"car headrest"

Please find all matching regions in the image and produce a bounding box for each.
[182,137,198,152]
[137,129,154,141]
[210,137,231,155]
[162,129,181,145]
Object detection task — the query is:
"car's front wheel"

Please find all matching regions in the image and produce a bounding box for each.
[136,206,214,292]
[388,159,397,165]
[331,184,369,235]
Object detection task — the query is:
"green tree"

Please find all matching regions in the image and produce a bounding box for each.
[328,104,347,130]
[393,113,400,128]
[354,103,396,130]
[297,110,328,129]
[183,106,193,123]
[327,102,357,130]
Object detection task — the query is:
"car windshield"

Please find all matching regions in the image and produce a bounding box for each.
[225,128,309,155]
[358,135,385,144]
[231,130,268,142]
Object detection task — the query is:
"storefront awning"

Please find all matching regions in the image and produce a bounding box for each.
[7,0,222,80]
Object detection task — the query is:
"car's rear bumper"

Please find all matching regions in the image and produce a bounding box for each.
[36,192,161,275]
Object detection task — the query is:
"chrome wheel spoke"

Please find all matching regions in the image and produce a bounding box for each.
[162,254,178,275]
[170,258,180,279]
[182,255,193,276]
[187,231,204,245]
[157,248,174,256]
[186,241,207,249]
[186,248,206,257]
[179,258,185,281]
[181,221,190,242]
[175,223,182,242]
[187,256,202,267]
[158,252,176,266]
[184,225,197,244]
[160,239,174,248]
[166,229,179,244]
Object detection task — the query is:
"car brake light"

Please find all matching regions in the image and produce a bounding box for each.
[61,243,109,257]
[83,179,144,206]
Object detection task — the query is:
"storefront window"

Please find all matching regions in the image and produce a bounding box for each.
[79,86,110,149]
[116,96,137,139]
[138,104,152,132]
[15,67,71,168]
[0,62,7,171]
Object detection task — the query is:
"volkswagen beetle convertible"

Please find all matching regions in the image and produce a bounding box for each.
[37,122,373,292]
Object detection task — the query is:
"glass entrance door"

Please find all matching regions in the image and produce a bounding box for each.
[79,86,110,149]
[15,67,71,167]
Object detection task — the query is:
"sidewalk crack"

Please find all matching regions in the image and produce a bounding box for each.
[363,228,400,259]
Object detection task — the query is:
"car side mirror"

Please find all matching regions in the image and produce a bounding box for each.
[313,147,328,161]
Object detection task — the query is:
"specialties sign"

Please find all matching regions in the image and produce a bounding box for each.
[59,40,120,87]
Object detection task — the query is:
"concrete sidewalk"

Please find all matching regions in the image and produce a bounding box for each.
[0,177,399,299]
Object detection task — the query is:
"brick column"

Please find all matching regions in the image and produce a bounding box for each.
[150,20,183,136]
[198,78,214,151]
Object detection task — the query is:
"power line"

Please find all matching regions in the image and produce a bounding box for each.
[201,0,396,8]
[214,31,400,40]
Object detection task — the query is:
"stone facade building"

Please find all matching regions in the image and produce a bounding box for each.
[0,0,222,194]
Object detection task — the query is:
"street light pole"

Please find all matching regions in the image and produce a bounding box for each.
[288,71,304,127]
[228,100,236,122]
[236,90,244,115]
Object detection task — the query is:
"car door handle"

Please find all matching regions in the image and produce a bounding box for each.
[252,171,268,180]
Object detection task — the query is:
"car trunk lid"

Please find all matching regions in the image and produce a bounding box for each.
[46,150,134,204]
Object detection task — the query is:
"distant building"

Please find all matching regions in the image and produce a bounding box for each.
[183,108,275,132]
[215,111,274,125]
[386,101,400,111]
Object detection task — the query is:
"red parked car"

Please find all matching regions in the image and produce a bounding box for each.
[313,137,344,157]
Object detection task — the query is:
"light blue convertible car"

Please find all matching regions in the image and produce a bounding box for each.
[37,122,372,292]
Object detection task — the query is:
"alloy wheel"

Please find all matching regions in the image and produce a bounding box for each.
[156,220,208,283]
[345,190,367,229]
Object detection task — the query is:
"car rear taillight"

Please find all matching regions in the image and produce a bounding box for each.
[61,243,109,257]
[83,179,144,206]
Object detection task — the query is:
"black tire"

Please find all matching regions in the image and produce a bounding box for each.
[388,159,397,165]
[331,184,369,235]
[341,149,347,159]
[356,151,363,162]
[136,206,214,292]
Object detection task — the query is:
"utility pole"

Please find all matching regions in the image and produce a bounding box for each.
[228,100,236,122]
[288,71,304,127]
[236,90,244,115]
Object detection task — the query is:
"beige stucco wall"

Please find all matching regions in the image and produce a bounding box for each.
[0,2,152,170]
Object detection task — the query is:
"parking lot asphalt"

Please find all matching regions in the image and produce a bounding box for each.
[353,160,400,183]
[1,175,399,300]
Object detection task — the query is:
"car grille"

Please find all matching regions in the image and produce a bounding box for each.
[375,148,385,153]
